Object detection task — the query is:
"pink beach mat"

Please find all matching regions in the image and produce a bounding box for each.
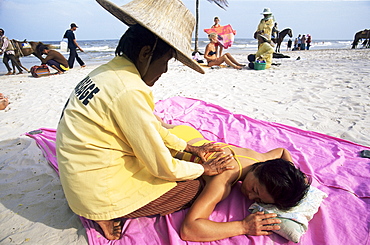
[26,96,370,245]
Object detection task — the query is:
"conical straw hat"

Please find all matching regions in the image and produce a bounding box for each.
[96,0,204,74]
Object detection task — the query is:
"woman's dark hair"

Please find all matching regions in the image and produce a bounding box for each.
[115,24,174,65]
[250,158,311,210]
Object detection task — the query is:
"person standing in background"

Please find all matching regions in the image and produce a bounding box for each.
[63,23,86,68]
[293,38,298,50]
[287,38,292,51]
[0,29,23,75]
[211,16,221,28]
[211,17,223,57]
[306,34,312,50]
[301,35,306,50]
[255,8,275,45]
[297,34,302,50]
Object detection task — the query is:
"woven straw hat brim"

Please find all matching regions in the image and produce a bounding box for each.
[96,0,204,74]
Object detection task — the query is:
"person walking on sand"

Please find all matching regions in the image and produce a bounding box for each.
[39,45,69,74]
[0,29,23,75]
[63,23,86,69]
[204,33,244,69]
[56,0,233,240]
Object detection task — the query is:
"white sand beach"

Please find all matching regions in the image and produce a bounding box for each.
[0,48,369,244]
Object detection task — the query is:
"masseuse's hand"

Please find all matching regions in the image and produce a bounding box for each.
[201,153,234,176]
[242,212,281,236]
[185,143,223,163]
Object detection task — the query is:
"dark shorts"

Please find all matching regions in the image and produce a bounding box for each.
[122,179,203,218]
[46,60,68,71]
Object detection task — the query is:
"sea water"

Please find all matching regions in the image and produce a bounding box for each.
[0,38,357,74]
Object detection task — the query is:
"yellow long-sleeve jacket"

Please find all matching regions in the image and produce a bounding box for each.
[256,42,274,69]
[256,17,275,38]
[56,56,204,221]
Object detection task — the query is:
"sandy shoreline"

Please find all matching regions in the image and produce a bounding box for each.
[0,48,369,244]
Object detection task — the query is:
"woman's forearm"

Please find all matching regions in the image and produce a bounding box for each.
[181,219,244,242]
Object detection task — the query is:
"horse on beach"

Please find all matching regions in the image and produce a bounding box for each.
[272,28,293,53]
[10,39,51,72]
[351,29,370,49]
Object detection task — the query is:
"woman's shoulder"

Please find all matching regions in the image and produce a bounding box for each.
[205,42,214,49]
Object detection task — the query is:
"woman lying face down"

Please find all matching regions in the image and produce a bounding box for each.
[159,121,310,242]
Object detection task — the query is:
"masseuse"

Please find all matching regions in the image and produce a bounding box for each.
[56,0,233,240]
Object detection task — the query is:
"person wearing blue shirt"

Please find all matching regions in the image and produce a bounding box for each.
[63,23,86,68]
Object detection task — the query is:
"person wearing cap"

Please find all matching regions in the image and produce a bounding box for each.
[63,23,86,68]
[56,0,233,240]
[38,45,69,74]
[247,34,274,69]
[255,8,275,45]
[0,28,23,75]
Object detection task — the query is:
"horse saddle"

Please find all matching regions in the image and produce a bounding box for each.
[21,43,32,49]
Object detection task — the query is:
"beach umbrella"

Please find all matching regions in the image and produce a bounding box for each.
[194,0,228,52]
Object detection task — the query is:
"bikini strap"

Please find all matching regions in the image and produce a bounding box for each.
[229,147,243,186]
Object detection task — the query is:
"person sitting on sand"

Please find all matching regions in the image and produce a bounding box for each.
[248,34,274,69]
[204,33,245,69]
[158,118,310,242]
[39,45,69,74]
[56,0,233,241]
[0,93,9,110]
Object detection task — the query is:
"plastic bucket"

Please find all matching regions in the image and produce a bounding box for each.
[254,62,266,70]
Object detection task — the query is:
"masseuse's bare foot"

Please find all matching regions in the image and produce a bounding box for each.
[95,219,122,240]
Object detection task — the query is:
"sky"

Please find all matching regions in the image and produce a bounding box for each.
[0,0,369,42]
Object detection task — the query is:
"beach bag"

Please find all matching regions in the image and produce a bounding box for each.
[30,65,50,78]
